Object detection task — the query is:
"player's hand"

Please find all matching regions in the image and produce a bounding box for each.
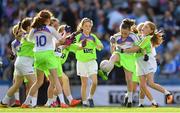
[143,54,149,61]
[65,25,72,33]
[110,36,116,44]
[64,32,76,46]
[82,39,87,47]
[115,46,124,53]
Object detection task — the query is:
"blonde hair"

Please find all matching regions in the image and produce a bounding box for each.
[77,18,93,32]
[50,17,59,25]
[145,21,163,47]
[12,24,19,37]
[137,22,144,34]
[58,25,66,33]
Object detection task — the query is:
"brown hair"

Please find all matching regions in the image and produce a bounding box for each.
[137,22,144,34]
[145,21,163,47]
[120,18,135,30]
[77,17,93,32]
[21,17,32,32]
[31,9,53,28]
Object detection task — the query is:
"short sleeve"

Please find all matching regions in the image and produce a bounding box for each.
[48,26,61,40]
[91,34,102,45]
[137,36,151,49]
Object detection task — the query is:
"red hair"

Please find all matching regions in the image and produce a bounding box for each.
[31,9,53,28]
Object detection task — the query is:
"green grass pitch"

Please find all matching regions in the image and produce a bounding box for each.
[0,107,180,113]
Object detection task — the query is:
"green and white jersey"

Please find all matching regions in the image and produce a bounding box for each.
[28,25,62,52]
[135,35,152,58]
[11,34,34,57]
[73,33,103,62]
[18,34,34,57]
[55,45,70,64]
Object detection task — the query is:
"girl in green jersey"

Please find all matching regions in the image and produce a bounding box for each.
[74,18,103,107]
[1,18,37,107]
[118,21,169,107]
[44,20,81,107]
[21,10,68,108]
[132,22,173,107]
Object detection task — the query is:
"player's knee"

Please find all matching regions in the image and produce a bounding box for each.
[35,80,43,88]
[63,75,69,83]
[49,81,55,87]
[147,81,154,87]
[139,83,146,89]
[110,54,119,62]
[92,80,98,86]
[13,84,20,89]
[126,77,132,84]
[81,82,87,88]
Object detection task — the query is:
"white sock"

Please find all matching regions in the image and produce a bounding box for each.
[45,98,53,106]
[14,92,19,100]
[125,93,128,98]
[139,99,144,105]
[88,94,93,100]
[67,95,73,103]
[31,97,37,107]
[58,93,65,104]
[2,95,11,104]
[164,90,170,95]
[53,95,57,102]
[127,92,132,103]
[151,99,157,105]
[82,100,87,105]
[24,95,32,105]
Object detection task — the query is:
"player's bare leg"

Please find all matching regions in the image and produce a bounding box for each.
[21,69,44,108]
[139,74,158,107]
[1,75,23,106]
[50,69,68,108]
[88,74,98,107]
[124,68,133,107]
[146,73,173,104]
[25,74,37,107]
[59,73,81,107]
[80,76,88,107]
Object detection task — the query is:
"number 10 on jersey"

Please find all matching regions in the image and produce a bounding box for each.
[36,35,47,47]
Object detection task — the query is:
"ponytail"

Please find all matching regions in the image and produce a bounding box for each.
[31,9,53,28]
[145,21,163,47]
[151,31,163,47]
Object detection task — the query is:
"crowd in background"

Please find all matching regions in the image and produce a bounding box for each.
[0,0,179,85]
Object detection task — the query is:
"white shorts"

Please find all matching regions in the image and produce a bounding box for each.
[136,54,157,76]
[77,60,98,77]
[14,56,34,76]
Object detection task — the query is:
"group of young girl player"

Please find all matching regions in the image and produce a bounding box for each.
[0,9,173,108]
